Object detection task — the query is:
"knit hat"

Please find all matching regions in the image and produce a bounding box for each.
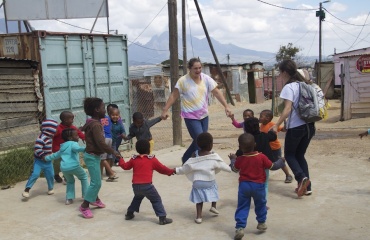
[41,118,58,137]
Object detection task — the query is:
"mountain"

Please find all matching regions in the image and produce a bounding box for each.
[127,31,277,66]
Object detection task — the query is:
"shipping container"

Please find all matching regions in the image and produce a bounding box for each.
[0,31,130,129]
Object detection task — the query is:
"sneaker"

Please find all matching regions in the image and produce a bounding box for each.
[47,189,54,195]
[159,216,173,225]
[234,228,244,240]
[125,212,135,220]
[194,218,202,224]
[297,177,310,197]
[54,174,63,183]
[90,199,106,208]
[79,206,93,219]
[305,190,313,196]
[22,191,30,198]
[209,207,219,214]
[285,175,293,183]
[257,222,267,231]
[65,199,73,205]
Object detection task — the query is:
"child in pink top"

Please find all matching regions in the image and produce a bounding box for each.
[229,109,254,129]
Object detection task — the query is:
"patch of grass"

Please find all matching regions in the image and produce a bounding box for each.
[0,146,34,186]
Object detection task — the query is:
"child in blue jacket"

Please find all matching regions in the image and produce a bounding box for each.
[46,128,88,205]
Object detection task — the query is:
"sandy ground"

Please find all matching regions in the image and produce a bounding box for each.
[1,99,370,240]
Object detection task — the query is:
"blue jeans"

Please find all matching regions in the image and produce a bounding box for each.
[127,184,167,217]
[83,153,102,203]
[235,181,267,229]
[284,123,315,190]
[25,159,54,190]
[183,117,209,163]
[63,166,89,200]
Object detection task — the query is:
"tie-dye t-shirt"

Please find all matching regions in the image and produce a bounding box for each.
[175,73,218,120]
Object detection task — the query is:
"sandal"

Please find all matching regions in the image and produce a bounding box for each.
[106,174,119,182]
[285,175,293,183]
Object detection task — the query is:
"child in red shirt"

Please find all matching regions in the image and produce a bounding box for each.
[52,111,85,183]
[229,133,285,240]
[119,139,175,225]
[259,109,292,183]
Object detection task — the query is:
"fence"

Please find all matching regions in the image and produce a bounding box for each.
[0,73,174,186]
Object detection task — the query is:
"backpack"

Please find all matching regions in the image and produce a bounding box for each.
[295,82,325,123]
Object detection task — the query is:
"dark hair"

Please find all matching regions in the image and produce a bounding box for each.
[243,109,254,116]
[187,57,201,69]
[133,112,144,121]
[60,111,73,121]
[260,109,273,121]
[136,139,150,154]
[61,128,76,142]
[279,59,308,85]
[244,117,260,135]
[238,133,255,153]
[197,132,213,151]
[83,97,103,117]
[107,103,119,111]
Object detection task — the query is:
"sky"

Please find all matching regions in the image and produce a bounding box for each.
[1,0,369,61]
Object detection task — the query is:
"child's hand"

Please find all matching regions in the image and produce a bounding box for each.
[114,151,121,158]
[228,153,237,160]
[359,131,368,139]
[121,134,128,141]
[229,113,235,120]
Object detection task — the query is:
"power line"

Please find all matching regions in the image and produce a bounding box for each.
[127,40,168,51]
[129,2,168,45]
[323,7,370,26]
[305,30,318,58]
[325,22,351,47]
[256,0,318,11]
[346,11,370,51]
[55,19,107,33]
[325,20,370,44]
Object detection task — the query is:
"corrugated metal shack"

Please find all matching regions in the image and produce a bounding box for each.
[0,58,40,150]
[0,31,130,149]
[340,53,370,120]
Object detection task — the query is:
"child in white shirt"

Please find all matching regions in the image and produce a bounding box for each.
[176,132,231,224]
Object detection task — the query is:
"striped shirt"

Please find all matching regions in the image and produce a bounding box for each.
[34,119,58,159]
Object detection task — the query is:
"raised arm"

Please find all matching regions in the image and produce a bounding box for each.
[161,88,180,120]
[211,87,232,117]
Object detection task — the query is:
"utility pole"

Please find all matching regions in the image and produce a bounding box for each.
[193,0,234,105]
[182,0,187,75]
[168,0,182,145]
[316,0,330,86]
[227,54,230,65]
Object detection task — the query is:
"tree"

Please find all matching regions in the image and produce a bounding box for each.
[275,43,301,64]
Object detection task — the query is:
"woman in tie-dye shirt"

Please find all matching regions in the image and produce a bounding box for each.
[161,58,232,164]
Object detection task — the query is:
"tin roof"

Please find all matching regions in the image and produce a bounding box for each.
[339,53,370,58]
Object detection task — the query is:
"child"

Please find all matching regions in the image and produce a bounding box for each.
[100,107,118,182]
[259,109,293,183]
[237,117,278,203]
[229,133,285,240]
[79,97,120,219]
[46,128,88,205]
[359,129,370,139]
[176,132,231,224]
[109,107,126,165]
[123,112,164,153]
[22,119,58,199]
[229,109,254,129]
[52,111,85,184]
[118,139,174,225]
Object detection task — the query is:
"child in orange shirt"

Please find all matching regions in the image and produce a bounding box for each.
[259,110,292,183]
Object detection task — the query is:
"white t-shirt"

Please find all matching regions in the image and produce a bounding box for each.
[280,82,306,129]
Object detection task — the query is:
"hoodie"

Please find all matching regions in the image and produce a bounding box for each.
[34,119,58,160]
[46,141,85,172]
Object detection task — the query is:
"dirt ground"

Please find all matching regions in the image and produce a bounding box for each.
[1,99,370,240]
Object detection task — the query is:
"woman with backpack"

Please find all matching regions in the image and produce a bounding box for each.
[271,59,314,198]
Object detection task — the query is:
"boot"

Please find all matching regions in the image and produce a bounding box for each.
[159,216,173,225]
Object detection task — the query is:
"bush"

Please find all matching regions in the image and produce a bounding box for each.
[0,146,34,186]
